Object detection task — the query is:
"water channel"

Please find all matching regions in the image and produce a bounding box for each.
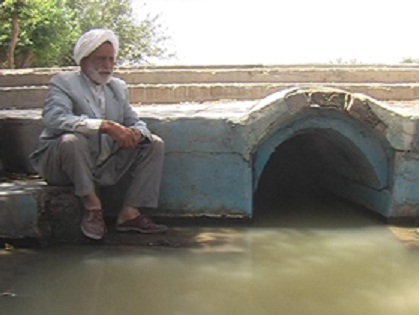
[1,189,419,315]
[2,132,419,314]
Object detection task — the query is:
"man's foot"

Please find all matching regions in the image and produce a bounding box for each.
[81,209,106,240]
[116,215,167,234]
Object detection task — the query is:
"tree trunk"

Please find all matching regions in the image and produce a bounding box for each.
[7,16,20,69]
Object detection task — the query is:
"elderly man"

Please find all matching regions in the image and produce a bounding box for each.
[29,29,167,240]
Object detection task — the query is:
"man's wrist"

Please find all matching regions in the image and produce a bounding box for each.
[99,120,112,133]
[129,127,142,136]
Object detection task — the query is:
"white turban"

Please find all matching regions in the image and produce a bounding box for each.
[73,29,119,65]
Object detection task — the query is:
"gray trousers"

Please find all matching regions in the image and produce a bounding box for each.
[39,133,165,209]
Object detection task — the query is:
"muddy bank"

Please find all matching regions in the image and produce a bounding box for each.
[389,225,419,248]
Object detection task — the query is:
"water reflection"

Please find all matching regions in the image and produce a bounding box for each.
[1,195,419,315]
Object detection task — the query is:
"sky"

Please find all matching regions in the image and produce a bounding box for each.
[135,0,419,65]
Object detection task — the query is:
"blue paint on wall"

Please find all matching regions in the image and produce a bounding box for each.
[159,153,253,216]
[0,193,38,238]
[139,89,418,220]
[390,153,419,216]
[252,108,393,216]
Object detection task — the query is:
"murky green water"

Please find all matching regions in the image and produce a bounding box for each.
[1,197,419,315]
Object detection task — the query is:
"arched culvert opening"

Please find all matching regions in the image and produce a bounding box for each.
[253,127,392,226]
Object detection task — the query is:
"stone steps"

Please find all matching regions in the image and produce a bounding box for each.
[3,64,419,86]
[2,82,419,109]
[2,64,419,108]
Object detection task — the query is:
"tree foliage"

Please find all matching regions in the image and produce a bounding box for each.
[0,0,30,68]
[0,0,173,68]
[401,57,419,63]
[68,0,173,65]
[329,57,363,65]
[0,0,79,68]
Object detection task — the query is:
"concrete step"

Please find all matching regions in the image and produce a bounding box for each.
[120,67,419,85]
[0,177,246,246]
[0,179,83,244]
[0,100,258,243]
[3,82,419,109]
[2,65,419,86]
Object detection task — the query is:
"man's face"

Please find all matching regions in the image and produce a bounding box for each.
[82,42,115,85]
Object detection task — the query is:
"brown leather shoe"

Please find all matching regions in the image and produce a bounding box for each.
[81,209,106,240]
[116,215,167,234]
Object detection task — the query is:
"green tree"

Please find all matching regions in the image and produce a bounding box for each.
[68,0,174,65]
[401,57,419,63]
[0,0,79,68]
[1,0,173,68]
[0,0,29,68]
[329,57,363,65]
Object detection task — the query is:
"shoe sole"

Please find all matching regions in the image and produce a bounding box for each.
[81,226,104,240]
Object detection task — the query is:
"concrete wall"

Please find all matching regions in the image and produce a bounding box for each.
[2,87,419,221]
[247,88,419,220]
[126,87,419,220]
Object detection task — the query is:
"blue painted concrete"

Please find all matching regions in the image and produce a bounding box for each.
[142,103,256,217]
[160,154,252,215]
[391,153,419,216]
[0,180,45,238]
[1,87,419,235]
[139,88,419,220]
[253,109,393,217]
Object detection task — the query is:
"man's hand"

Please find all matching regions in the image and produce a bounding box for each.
[99,120,142,148]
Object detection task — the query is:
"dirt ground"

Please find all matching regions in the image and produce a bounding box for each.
[0,217,253,249]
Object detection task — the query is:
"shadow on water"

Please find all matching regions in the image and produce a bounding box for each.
[253,186,384,229]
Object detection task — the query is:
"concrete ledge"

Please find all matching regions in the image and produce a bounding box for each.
[0,111,43,173]
[0,180,83,244]
[0,179,43,239]
[0,178,249,246]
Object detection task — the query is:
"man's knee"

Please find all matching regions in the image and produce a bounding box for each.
[58,133,89,154]
[150,134,165,153]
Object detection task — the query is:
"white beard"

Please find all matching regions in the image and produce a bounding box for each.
[86,65,112,85]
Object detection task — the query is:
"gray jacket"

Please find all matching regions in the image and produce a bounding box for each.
[29,71,150,172]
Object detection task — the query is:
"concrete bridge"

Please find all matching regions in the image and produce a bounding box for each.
[1,64,419,243]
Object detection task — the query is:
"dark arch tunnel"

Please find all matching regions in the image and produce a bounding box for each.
[253,128,390,226]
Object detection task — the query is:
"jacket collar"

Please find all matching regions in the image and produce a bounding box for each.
[79,72,103,118]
